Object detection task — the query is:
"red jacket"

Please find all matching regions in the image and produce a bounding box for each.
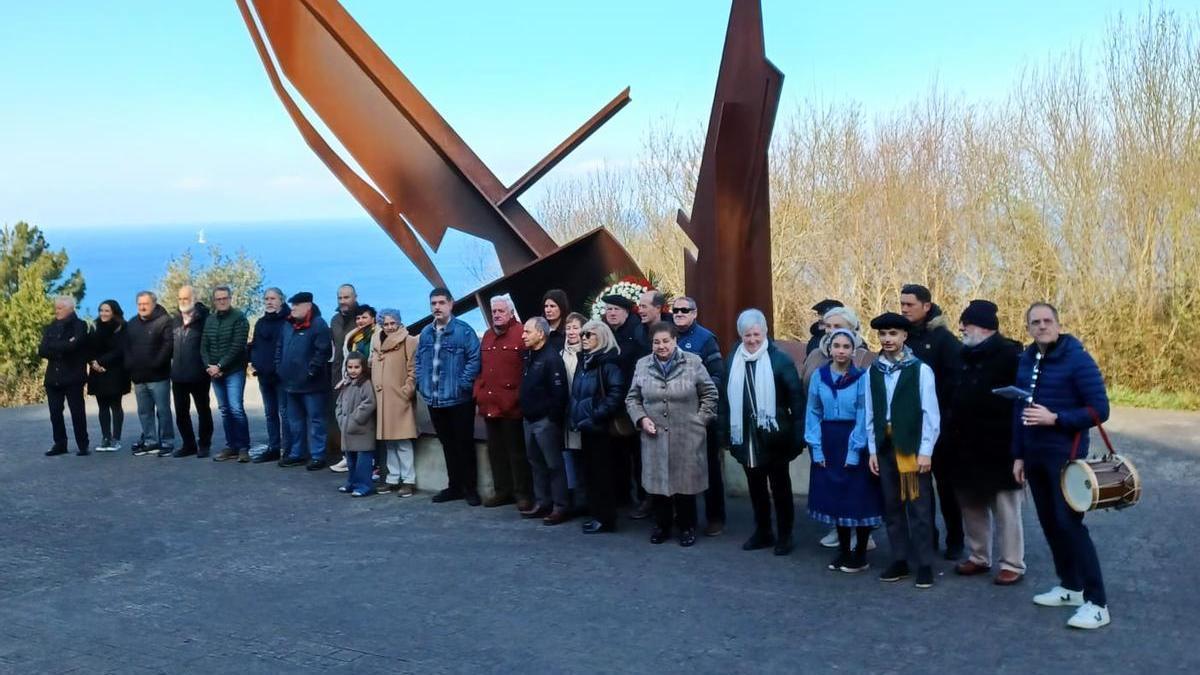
[474,318,526,419]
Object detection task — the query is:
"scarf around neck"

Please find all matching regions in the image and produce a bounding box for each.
[728,341,777,446]
[872,346,918,375]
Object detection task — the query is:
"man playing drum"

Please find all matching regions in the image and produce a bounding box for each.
[1012,302,1112,629]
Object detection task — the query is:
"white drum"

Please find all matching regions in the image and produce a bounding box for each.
[1061,454,1141,513]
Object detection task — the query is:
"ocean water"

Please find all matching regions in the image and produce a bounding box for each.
[44,218,494,329]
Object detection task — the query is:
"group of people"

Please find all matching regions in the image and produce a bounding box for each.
[38,281,1116,629]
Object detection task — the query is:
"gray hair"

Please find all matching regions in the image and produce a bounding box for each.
[264,287,284,301]
[822,306,861,331]
[378,308,403,325]
[490,294,518,320]
[527,316,551,337]
[54,295,76,310]
[672,295,697,310]
[136,290,157,303]
[581,319,619,355]
[212,285,232,298]
[736,308,769,337]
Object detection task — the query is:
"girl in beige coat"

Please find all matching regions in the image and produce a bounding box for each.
[371,309,420,497]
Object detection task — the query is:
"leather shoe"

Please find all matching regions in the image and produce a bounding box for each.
[742,531,776,551]
[431,488,463,503]
[994,569,1024,586]
[278,455,306,467]
[955,560,992,576]
[678,528,697,547]
[45,447,68,457]
[305,458,327,471]
[172,446,197,458]
[773,535,794,556]
[521,505,552,519]
[581,519,614,534]
[464,492,482,506]
[543,510,569,526]
[630,501,653,520]
[484,494,516,508]
[650,527,670,544]
[515,499,534,512]
[252,450,280,463]
[704,520,724,537]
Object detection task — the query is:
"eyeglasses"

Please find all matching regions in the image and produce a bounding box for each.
[671,307,694,314]
[580,331,594,339]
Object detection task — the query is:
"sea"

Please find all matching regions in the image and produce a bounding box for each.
[43,218,494,330]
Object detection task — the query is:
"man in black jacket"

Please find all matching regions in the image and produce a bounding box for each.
[520,317,571,525]
[602,294,650,515]
[899,283,964,559]
[39,296,90,456]
[168,285,212,458]
[125,291,174,456]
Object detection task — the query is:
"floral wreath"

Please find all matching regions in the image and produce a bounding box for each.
[587,274,664,321]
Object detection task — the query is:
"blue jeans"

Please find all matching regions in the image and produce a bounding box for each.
[212,369,250,451]
[345,450,375,494]
[285,391,327,461]
[134,380,174,449]
[257,376,289,455]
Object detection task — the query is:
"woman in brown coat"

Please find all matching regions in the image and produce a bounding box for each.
[371,309,419,497]
[626,322,719,547]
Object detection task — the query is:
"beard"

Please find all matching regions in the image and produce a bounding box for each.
[179,303,194,314]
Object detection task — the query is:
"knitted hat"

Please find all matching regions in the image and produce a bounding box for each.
[960,299,999,330]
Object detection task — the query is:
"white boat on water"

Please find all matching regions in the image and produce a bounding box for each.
[197,228,207,244]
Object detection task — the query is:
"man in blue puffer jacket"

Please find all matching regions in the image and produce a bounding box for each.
[275,291,333,470]
[416,287,482,505]
[1012,302,1111,630]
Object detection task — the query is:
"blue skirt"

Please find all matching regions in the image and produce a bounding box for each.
[807,420,883,527]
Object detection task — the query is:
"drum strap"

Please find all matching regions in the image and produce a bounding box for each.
[1069,406,1114,461]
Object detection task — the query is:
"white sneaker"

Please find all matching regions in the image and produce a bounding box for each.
[1033,586,1085,607]
[329,458,349,473]
[819,529,839,548]
[1067,602,1110,629]
[110,441,122,452]
[94,443,113,452]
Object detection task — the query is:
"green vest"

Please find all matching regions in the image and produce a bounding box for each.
[870,364,923,456]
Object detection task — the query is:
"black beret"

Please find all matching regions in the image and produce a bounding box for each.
[288,291,314,304]
[869,312,910,332]
[960,299,999,330]
[811,298,844,314]
[601,294,634,311]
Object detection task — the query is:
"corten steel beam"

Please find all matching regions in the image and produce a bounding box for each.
[238,0,633,291]
[677,0,783,354]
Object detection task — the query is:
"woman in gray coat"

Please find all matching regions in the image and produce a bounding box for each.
[626,322,719,547]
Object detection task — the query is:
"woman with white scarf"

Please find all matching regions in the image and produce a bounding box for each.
[560,312,588,512]
[720,309,806,556]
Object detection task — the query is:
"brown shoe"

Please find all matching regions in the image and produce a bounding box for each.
[543,510,569,526]
[396,484,415,498]
[237,449,251,463]
[483,494,515,508]
[704,519,725,537]
[993,569,1024,586]
[955,560,992,576]
[521,504,552,519]
[213,448,238,462]
[515,499,534,512]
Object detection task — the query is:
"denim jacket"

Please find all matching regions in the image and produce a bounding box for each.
[416,317,481,408]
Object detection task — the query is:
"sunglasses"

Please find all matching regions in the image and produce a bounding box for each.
[580,331,594,338]
[671,307,694,314]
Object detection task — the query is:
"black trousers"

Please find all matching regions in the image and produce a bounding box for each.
[581,431,618,527]
[46,383,88,452]
[485,417,532,502]
[95,394,124,442]
[704,421,726,522]
[652,493,697,532]
[931,437,964,550]
[1026,455,1107,606]
[429,402,478,495]
[172,380,213,451]
[744,462,794,537]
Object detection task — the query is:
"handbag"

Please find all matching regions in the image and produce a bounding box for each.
[597,367,637,437]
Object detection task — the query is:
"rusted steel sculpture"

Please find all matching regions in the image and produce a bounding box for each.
[236,0,640,324]
[677,0,783,353]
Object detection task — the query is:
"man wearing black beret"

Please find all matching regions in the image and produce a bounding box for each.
[275,290,333,470]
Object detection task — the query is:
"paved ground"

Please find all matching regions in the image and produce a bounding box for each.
[1,396,1197,674]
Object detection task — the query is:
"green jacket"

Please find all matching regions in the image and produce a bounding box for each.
[201,307,250,373]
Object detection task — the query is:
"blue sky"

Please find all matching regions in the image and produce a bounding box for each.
[1,0,1188,230]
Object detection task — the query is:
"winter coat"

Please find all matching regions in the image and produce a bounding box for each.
[370,328,418,440]
[801,344,877,394]
[805,321,823,356]
[677,322,725,397]
[275,306,333,394]
[87,319,131,397]
[249,306,290,380]
[545,326,567,355]
[415,317,481,408]
[610,314,649,396]
[626,350,719,496]
[520,344,569,423]
[569,349,625,434]
[473,318,526,419]
[1012,334,1110,462]
[721,343,807,468]
[38,313,89,387]
[906,304,961,412]
[335,376,377,452]
[171,304,211,384]
[944,332,1023,495]
[201,306,249,374]
[329,306,359,388]
[123,304,173,384]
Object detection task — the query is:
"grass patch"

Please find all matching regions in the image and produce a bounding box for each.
[1109,385,1200,411]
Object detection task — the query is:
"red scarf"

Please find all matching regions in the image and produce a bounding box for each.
[290,308,313,331]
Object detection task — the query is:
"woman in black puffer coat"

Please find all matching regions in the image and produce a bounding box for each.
[88,300,132,451]
[570,320,626,534]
